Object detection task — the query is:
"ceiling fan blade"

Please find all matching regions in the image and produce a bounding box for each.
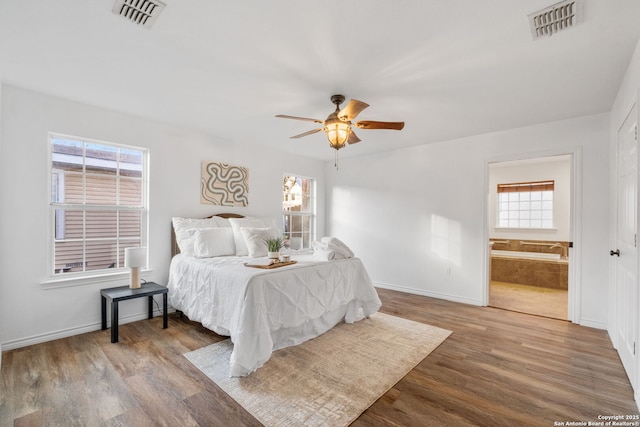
[290,128,323,139]
[347,130,361,144]
[276,114,324,124]
[354,120,405,130]
[338,99,369,121]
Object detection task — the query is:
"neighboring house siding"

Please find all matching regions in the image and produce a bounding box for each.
[54,172,141,273]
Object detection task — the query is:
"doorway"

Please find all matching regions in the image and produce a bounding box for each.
[487,155,572,320]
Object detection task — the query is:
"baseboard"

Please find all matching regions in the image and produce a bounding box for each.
[635,389,640,412]
[578,318,607,330]
[0,308,172,351]
[374,281,483,306]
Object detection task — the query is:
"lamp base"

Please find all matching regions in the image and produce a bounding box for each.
[129,267,141,289]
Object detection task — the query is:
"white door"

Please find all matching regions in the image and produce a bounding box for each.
[614,102,638,390]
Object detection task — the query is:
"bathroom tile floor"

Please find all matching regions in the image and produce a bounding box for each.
[489,281,568,320]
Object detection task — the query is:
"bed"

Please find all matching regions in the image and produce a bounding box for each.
[167,214,381,376]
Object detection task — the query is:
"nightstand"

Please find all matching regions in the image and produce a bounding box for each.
[100,282,168,343]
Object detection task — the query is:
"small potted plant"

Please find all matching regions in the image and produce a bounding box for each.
[265,237,284,259]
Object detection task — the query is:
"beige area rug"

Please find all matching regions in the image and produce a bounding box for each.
[184,312,452,427]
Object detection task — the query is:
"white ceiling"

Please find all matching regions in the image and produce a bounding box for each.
[1,0,639,161]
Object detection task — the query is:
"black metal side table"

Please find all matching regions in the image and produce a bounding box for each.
[100,282,168,343]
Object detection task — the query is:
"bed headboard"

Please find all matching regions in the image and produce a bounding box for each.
[171,213,244,257]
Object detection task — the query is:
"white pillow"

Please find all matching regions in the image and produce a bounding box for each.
[228,218,268,256]
[193,227,236,258]
[259,217,280,231]
[172,217,231,256]
[215,217,231,227]
[240,227,279,258]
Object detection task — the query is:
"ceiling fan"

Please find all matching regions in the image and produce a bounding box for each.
[275,94,405,153]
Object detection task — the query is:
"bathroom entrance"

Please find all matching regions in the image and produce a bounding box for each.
[487,155,572,320]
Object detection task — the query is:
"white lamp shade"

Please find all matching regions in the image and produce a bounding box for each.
[124,247,146,268]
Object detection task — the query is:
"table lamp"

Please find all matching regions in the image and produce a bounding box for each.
[124,247,146,289]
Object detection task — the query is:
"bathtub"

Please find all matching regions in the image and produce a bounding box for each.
[491,250,561,260]
[490,250,567,289]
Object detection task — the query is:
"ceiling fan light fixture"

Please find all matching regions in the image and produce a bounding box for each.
[324,116,351,150]
[275,94,404,167]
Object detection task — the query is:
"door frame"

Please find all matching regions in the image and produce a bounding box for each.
[482,148,582,323]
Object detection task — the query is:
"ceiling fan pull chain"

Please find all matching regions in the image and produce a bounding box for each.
[335,149,339,170]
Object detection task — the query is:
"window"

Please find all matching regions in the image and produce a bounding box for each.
[497,180,554,229]
[49,134,147,276]
[282,175,315,249]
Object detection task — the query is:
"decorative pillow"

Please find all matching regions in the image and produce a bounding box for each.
[172,216,232,256]
[259,217,280,231]
[215,217,231,227]
[193,227,236,258]
[172,217,219,256]
[228,218,268,256]
[240,227,279,258]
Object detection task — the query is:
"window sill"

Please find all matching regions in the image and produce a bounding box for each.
[494,227,557,231]
[41,269,153,289]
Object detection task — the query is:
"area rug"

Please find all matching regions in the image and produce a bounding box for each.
[184,312,451,427]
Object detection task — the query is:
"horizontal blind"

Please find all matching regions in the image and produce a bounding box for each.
[497,180,554,193]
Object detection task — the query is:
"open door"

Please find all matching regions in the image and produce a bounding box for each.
[612,102,638,391]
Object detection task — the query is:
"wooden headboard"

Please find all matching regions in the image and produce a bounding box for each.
[171,213,244,257]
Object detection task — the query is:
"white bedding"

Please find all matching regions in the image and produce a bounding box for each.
[168,253,381,376]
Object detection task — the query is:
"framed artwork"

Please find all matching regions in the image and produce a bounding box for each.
[200,161,249,206]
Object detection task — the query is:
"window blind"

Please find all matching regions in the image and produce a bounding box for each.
[497,180,554,193]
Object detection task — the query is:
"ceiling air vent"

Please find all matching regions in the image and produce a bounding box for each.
[112,0,166,29]
[528,0,584,39]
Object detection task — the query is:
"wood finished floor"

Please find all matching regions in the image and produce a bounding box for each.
[489,281,568,320]
[1,288,637,426]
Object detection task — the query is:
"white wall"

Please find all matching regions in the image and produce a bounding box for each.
[0,85,326,350]
[488,155,572,242]
[326,113,610,327]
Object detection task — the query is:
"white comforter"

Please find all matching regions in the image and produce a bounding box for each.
[167,253,381,376]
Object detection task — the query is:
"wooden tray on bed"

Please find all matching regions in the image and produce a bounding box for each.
[244,260,297,269]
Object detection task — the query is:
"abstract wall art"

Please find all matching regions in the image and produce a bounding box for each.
[200,161,249,206]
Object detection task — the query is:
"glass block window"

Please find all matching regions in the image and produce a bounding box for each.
[497,181,554,229]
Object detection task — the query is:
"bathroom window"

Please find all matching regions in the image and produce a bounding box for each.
[497,180,554,228]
